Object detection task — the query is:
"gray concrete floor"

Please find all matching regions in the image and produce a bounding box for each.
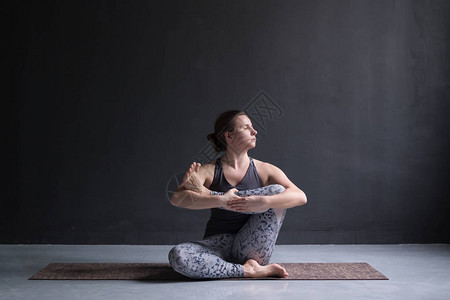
[1,244,449,300]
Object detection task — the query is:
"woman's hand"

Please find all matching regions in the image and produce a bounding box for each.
[227,195,269,213]
[218,188,241,208]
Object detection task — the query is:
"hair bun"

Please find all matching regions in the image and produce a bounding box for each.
[207,133,221,152]
[207,133,216,142]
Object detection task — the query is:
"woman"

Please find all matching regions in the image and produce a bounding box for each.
[169,110,307,279]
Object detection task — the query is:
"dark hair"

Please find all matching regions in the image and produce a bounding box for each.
[207,110,246,152]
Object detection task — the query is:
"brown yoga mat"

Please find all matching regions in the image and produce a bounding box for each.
[29,262,388,280]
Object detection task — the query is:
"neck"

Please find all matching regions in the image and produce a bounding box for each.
[221,151,249,169]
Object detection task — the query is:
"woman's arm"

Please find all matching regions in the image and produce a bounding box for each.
[264,163,307,209]
[227,162,307,212]
[169,162,242,210]
[171,188,240,210]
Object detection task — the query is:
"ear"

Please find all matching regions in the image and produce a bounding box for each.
[224,131,233,141]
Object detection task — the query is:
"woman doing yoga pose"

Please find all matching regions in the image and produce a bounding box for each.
[169,110,307,279]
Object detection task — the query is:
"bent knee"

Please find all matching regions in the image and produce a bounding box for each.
[168,244,198,277]
[168,245,185,265]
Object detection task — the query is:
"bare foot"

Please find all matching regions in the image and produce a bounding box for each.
[179,162,210,194]
[243,259,289,278]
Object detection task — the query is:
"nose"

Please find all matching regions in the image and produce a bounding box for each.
[251,127,257,136]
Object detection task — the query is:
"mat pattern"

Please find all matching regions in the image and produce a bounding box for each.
[29,262,388,280]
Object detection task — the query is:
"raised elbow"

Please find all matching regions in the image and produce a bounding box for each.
[170,191,192,208]
[299,192,307,206]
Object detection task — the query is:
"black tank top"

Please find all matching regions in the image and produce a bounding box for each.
[203,157,263,238]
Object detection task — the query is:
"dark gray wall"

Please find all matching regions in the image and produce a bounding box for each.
[5,0,450,244]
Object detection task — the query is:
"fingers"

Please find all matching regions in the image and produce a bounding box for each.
[228,198,245,204]
[228,198,248,211]
[224,188,239,196]
[224,189,247,211]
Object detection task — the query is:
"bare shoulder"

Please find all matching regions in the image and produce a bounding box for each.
[253,158,282,171]
[199,160,216,187]
[253,158,296,187]
[199,161,215,175]
[253,158,281,186]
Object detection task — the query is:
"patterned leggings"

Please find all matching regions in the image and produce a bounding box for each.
[168,184,286,279]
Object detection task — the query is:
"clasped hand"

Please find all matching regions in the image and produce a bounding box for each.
[221,188,269,213]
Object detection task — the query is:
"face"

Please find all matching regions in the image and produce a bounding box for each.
[225,115,258,152]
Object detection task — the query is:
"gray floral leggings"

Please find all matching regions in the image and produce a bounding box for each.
[168,184,286,279]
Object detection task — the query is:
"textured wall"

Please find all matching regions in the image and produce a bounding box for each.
[6,0,450,244]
